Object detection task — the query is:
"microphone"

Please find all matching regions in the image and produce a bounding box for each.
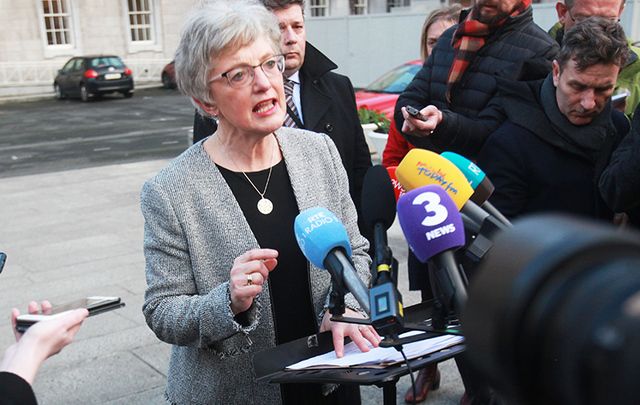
[361,165,404,338]
[361,165,397,278]
[440,151,511,227]
[385,166,406,201]
[397,185,468,314]
[396,148,494,234]
[294,207,370,315]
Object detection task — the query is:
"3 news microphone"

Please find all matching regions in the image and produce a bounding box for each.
[440,151,511,227]
[397,184,468,315]
[361,165,404,338]
[294,207,370,315]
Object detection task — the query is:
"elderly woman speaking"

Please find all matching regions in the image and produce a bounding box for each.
[141,1,378,404]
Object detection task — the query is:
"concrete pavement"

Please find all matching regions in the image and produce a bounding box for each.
[0,159,464,404]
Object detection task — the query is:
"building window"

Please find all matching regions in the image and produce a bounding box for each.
[350,0,367,15]
[387,0,410,12]
[127,0,153,42]
[42,0,73,45]
[310,0,329,17]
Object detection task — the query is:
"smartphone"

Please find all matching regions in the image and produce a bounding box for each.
[612,90,629,109]
[405,105,426,121]
[15,296,125,333]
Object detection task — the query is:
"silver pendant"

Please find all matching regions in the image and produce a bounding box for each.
[257,198,273,215]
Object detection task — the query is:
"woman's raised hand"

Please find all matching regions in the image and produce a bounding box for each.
[229,248,278,315]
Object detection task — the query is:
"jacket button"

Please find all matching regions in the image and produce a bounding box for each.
[324,123,334,133]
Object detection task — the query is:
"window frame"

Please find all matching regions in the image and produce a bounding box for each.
[350,0,367,15]
[309,0,330,17]
[36,0,80,58]
[122,0,162,53]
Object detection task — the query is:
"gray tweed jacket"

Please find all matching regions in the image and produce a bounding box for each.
[141,127,371,404]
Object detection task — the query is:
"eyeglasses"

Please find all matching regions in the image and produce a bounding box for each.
[209,54,285,88]
[567,10,620,24]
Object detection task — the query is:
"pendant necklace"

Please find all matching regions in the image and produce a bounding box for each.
[231,135,276,215]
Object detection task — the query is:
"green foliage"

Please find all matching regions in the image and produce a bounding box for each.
[357,107,390,134]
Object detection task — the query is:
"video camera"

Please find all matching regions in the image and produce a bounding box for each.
[464,214,640,405]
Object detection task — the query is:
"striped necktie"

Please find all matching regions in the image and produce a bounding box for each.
[283,79,300,128]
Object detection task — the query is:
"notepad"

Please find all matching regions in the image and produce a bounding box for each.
[286,331,464,370]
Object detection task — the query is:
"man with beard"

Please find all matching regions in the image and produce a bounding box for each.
[549,0,640,117]
[192,0,371,229]
[394,0,558,159]
[477,18,630,222]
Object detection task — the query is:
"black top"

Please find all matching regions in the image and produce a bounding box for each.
[0,372,38,405]
[217,159,317,344]
[218,160,361,405]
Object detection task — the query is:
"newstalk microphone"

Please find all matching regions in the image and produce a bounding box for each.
[440,151,511,227]
[294,207,370,315]
[397,185,468,315]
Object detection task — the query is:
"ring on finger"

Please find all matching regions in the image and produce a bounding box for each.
[246,273,253,286]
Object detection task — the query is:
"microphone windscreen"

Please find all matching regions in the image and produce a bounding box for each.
[386,166,406,202]
[396,148,474,210]
[361,165,397,231]
[397,185,465,262]
[294,207,353,269]
[440,151,486,189]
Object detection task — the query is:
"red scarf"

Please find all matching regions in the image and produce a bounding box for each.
[446,0,531,103]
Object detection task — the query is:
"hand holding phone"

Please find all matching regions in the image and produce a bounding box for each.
[15,296,125,333]
[405,105,426,121]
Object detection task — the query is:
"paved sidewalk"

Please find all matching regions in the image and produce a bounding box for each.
[0,160,463,404]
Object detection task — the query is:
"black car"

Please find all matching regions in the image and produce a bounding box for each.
[54,55,134,101]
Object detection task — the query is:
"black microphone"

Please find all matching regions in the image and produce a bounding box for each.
[361,165,404,337]
[361,165,397,281]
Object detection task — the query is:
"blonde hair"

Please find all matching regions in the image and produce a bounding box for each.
[419,4,463,60]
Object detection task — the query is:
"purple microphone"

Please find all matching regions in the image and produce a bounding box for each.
[397,185,468,314]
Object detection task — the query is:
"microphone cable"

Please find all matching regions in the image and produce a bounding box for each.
[399,346,417,403]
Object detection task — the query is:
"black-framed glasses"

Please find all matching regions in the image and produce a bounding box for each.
[209,54,285,88]
[567,10,620,24]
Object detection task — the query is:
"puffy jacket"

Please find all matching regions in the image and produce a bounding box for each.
[394,7,558,158]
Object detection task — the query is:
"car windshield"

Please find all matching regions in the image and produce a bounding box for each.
[365,64,421,94]
[89,57,125,68]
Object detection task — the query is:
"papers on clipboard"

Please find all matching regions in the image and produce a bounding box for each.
[286,331,464,370]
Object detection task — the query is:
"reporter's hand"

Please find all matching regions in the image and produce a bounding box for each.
[3,307,88,384]
[229,248,278,315]
[320,308,381,358]
[12,300,52,341]
[401,105,443,137]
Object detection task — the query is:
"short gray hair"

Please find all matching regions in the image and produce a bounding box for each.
[175,0,281,113]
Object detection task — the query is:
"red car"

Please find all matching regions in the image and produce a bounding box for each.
[161,60,177,89]
[355,60,422,119]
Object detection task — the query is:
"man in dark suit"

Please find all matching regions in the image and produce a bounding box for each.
[194,0,372,222]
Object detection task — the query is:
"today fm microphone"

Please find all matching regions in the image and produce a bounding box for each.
[361,165,404,338]
[440,151,511,227]
[396,148,501,235]
[397,184,468,315]
[294,207,370,315]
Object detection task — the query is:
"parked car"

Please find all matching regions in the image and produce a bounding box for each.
[355,60,422,119]
[161,60,177,89]
[53,55,134,102]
